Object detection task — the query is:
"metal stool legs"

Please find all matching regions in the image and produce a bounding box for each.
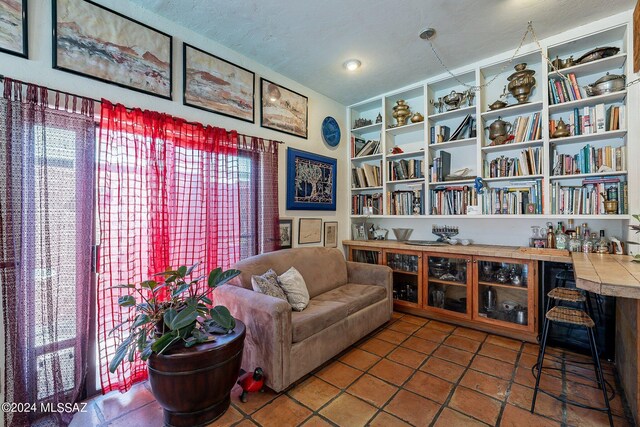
[588,327,614,426]
[531,313,551,412]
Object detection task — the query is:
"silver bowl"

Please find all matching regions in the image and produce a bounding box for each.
[392,228,413,242]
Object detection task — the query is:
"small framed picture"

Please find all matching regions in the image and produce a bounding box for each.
[324,222,338,248]
[298,218,322,245]
[279,218,293,249]
[351,223,368,241]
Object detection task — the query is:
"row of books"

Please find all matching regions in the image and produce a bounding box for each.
[351,136,382,158]
[480,179,543,214]
[549,104,624,137]
[548,73,582,104]
[388,159,424,181]
[429,151,451,183]
[430,115,475,144]
[484,148,543,178]
[551,178,628,215]
[351,193,383,216]
[552,144,625,176]
[510,113,542,143]
[429,186,478,215]
[351,164,381,188]
[388,190,424,215]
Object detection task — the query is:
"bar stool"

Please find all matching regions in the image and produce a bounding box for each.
[554,267,603,322]
[531,305,613,426]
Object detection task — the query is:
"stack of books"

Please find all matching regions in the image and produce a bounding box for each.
[351,193,383,215]
[552,144,625,176]
[351,137,382,158]
[388,190,424,215]
[548,73,582,104]
[352,163,381,188]
[388,159,424,181]
[429,151,451,183]
[551,178,627,215]
[429,185,478,215]
[480,179,543,214]
[510,113,542,142]
[549,104,624,137]
[484,148,543,178]
[430,115,475,144]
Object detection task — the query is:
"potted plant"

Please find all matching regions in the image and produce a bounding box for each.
[109,263,244,426]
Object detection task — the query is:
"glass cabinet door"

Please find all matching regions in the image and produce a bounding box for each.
[384,250,421,306]
[350,247,381,265]
[475,258,532,329]
[425,255,471,317]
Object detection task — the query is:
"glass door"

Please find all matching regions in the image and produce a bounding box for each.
[349,246,382,264]
[424,254,472,318]
[384,250,422,308]
[473,257,535,331]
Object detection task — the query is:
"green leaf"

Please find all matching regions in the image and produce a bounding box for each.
[208,268,240,288]
[140,280,158,290]
[185,263,200,276]
[169,306,198,330]
[177,265,188,277]
[132,314,150,328]
[127,343,136,362]
[140,346,153,361]
[171,283,190,298]
[111,284,136,289]
[151,331,180,354]
[207,268,222,288]
[118,295,136,307]
[200,296,212,305]
[109,336,132,373]
[163,308,177,330]
[209,305,235,332]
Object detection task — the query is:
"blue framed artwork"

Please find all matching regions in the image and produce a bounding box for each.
[286,148,337,211]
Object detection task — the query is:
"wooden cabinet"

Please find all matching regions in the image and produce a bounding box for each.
[424,253,473,320]
[382,249,423,309]
[348,245,382,265]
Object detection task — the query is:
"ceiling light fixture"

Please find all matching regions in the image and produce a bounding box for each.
[343,59,361,71]
[419,28,436,40]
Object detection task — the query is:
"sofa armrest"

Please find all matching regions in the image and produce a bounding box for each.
[215,284,292,392]
[346,262,393,315]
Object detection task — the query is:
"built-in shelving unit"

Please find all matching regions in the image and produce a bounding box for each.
[347,21,633,227]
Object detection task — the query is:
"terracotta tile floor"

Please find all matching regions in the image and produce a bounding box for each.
[72,313,634,426]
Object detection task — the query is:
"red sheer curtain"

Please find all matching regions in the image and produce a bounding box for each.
[97,101,277,393]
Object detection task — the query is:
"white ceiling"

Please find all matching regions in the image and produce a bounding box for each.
[126,0,635,105]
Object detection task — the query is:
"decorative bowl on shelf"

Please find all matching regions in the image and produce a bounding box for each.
[392,228,413,242]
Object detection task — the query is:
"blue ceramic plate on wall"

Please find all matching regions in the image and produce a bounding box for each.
[321,116,341,147]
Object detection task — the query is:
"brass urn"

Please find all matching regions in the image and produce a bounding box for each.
[507,63,536,104]
[410,112,424,123]
[392,100,411,126]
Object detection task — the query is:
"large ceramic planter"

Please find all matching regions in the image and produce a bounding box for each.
[148,320,246,427]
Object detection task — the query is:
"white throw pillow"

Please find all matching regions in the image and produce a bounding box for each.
[278,267,310,311]
[251,269,288,301]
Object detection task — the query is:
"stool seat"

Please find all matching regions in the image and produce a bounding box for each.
[547,287,585,303]
[554,269,575,282]
[546,306,595,328]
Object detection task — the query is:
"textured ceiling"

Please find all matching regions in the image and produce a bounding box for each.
[125,0,635,105]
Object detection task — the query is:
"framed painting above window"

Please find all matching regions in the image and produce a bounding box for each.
[52,0,172,99]
[260,78,308,139]
[0,0,28,58]
[286,148,337,211]
[183,43,255,123]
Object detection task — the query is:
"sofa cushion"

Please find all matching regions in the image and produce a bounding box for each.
[278,267,310,311]
[314,284,386,316]
[251,269,287,301]
[291,300,348,343]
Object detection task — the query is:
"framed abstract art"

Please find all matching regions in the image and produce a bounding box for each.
[286,148,336,211]
[260,78,308,138]
[0,0,28,58]
[52,0,172,99]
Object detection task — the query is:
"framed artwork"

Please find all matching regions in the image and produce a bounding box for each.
[52,0,172,99]
[260,78,308,138]
[286,148,337,211]
[298,218,322,245]
[183,43,255,123]
[323,222,338,248]
[278,218,293,249]
[0,0,28,58]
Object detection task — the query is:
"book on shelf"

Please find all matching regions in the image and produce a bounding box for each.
[430,185,478,215]
[352,163,381,188]
[548,73,583,105]
[388,159,424,181]
[351,136,367,158]
[353,138,381,157]
[550,104,623,137]
[430,125,450,144]
[351,193,383,216]
[483,147,543,178]
[429,150,451,182]
[448,114,473,141]
[480,179,543,215]
[552,144,625,176]
[508,113,542,143]
[551,178,627,215]
[387,189,424,215]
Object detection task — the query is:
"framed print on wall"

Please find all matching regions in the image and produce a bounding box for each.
[298,218,322,245]
[286,148,337,211]
[0,0,28,58]
[52,0,172,99]
[323,222,338,248]
[279,218,293,249]
[183,43,255,123]
[261,78,308,139]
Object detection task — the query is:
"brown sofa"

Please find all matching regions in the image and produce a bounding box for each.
[216,247,392,392]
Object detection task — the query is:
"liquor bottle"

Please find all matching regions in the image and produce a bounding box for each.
[546,226,556,249]
[568,232,582,252]
[566,219,575,235]
[595,230,610,254]
[582,231,595,253]
[555,222,568,250]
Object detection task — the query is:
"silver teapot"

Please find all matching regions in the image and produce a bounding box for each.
[443,90,467,111]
